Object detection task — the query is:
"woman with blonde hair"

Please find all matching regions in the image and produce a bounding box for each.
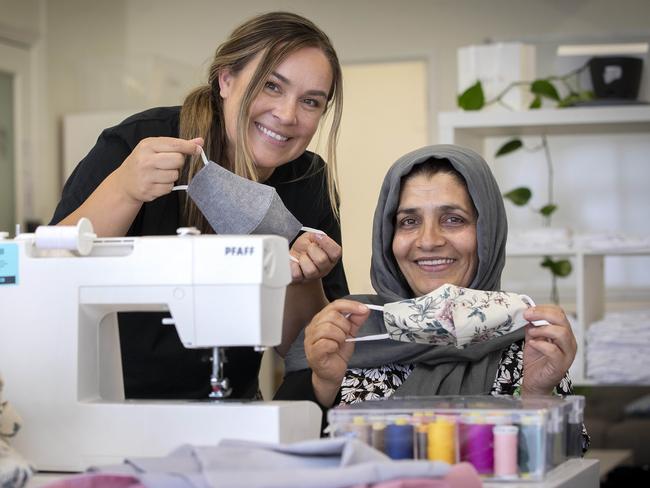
[51,11,348,400]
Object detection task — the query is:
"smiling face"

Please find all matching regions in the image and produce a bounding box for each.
[391,170,479,297]
[218,47,333,180]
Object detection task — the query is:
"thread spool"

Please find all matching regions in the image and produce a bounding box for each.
[385,418,414,459]
[415,424,429,459]
[411,411,426,459]
[547,411,566,467]
[460,415,494,475]
[371,422,386,453]
[427,415,456,463]
[34,218,96,256]
[493,425,519,478]
[565,395,585,458]
[518,415,545,478]
[349,416,371,444]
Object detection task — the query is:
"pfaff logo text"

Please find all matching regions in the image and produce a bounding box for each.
[224,246,255,256]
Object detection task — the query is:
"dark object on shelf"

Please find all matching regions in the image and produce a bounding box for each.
[572,98,648,107]
[589,56,643,100]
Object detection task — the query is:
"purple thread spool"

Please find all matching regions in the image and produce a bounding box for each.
[460,420,495,475]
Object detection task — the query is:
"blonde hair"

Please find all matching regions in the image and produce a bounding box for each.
[179,11,343,233]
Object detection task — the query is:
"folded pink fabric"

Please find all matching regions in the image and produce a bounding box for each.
[41,473,145,488]
[349,462,482,488]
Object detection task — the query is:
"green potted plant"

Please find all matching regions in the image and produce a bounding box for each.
[457,62,594,303]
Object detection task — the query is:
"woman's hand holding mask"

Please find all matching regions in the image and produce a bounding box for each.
[289,231,342,284]
[304,299,370,407]
[521,305,577,396]
[115,136,203,204]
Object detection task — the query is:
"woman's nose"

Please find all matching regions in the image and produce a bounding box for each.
[416,222,446,249]
[272,97,298,125]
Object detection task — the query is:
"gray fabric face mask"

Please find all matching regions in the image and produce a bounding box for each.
[348,284,547,348]
[175,149,303,242]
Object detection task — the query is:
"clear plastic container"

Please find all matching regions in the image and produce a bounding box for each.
[327,395,584,481]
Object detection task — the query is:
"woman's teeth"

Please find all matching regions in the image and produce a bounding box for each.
[256,123,288,142]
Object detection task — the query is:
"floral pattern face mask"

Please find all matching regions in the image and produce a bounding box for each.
[348,284,546,348]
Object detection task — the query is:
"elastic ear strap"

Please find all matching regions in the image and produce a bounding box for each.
[519,294,549,326]
[172,147,210,191]
[199,147,209,166]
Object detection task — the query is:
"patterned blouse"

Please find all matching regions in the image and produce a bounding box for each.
[338,339,590,452]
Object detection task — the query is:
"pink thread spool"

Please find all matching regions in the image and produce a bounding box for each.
[493,425,519,478]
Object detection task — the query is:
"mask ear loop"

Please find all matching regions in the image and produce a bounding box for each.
[344,304,387,342]
[172,147,211,191]
[519,294,550,326]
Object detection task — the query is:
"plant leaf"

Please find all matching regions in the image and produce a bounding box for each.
[503,187,532,206]
[579,90,595,101]
[558,93,581,107]
[540,204,557,216]
[540,257,554,269]
[495,138,523,157]
[540,257,572,277]
[457,81,485,111]
[529,96,542,109]
[551,259,573,277]
[531,79,560,101]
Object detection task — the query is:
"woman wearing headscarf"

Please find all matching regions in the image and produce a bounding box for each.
[276,145,585,449]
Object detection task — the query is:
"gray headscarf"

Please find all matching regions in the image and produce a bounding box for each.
[285,145,524,396]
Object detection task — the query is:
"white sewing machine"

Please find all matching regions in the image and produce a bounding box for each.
[0,220,321,471]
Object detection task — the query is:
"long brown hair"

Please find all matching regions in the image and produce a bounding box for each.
[179,11,343,233]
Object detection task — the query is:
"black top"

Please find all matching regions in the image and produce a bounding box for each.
[51,106,349,400]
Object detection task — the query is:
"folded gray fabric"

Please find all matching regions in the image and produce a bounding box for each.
[187,162,302,242]
[94,438,450,488]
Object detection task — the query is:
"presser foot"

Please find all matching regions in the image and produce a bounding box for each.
[208,376,232,399]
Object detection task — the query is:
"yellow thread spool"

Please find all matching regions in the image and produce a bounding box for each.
[427,416,456,463]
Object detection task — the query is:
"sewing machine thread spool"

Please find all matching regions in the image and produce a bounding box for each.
[427,415,457,463]
[460,415,495,475]
[384,418,414,459]
[34,217,96,256]
[493,424,519,478]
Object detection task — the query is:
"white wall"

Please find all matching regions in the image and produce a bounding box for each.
[34,0,650,217]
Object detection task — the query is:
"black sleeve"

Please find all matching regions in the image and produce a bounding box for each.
[270,155,350,301]
[317,208,349,302]
[273,368,341,436]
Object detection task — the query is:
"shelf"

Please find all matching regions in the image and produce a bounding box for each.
[438,107,650,386]
[438,105,650,143]
[506,246,650,258]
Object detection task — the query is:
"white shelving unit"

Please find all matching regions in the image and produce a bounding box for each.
[439,105,650,151]
[438,105,650,385]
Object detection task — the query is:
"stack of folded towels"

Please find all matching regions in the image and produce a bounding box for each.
[586,310,650,383]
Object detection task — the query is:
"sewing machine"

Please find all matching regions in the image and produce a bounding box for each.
[0,220,321,471]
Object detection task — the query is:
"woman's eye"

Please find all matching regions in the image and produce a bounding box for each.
[444,215,465,225]
[265,81,280,92]
[399,217,418,227]
[302,98,321,109]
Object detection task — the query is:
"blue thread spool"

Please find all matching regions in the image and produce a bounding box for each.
[518,415,545,478]
[385,418,414,459]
